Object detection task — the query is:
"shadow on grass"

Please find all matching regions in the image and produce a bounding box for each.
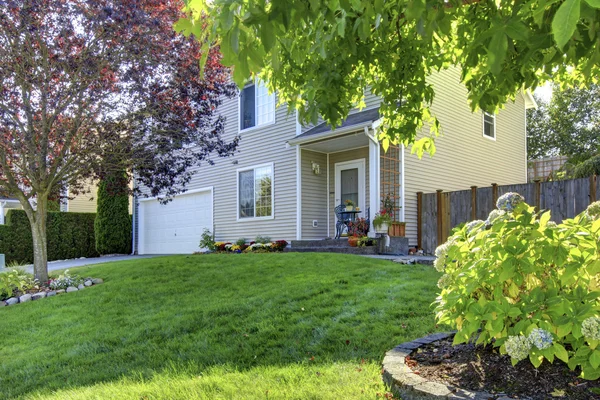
[0,253,442,399]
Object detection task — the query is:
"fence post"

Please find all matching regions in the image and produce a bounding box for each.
[534,179,541,211]
[591,175,597,204]
[436,190,443,247]
[470,186,478,220]
[417,192,423,250]
[491,183,498,205]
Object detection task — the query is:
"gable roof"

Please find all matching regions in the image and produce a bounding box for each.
[296,107,380,140]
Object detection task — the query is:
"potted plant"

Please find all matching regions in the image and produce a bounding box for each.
[373,210,392,233]
[344,199,355,211]
[348,236,360,247]
[389,221,406,237]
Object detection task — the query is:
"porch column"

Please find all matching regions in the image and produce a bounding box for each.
[368,138,380,238]
[296,145,302,240]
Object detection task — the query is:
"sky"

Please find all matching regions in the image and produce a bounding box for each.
[534,83,553,102]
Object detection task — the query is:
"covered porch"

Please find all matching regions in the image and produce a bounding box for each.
[290,109,405,241]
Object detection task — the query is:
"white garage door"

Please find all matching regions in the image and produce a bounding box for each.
[139,189,213,254]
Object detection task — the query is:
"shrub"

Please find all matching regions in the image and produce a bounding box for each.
[0,210,98,264]
[235,238,247,247]
[95,170,132,255]
[0,268,36,300]
[48,269,83,290]
[572,155,600,178]
[434,194,600,379]
[255,235,271,244]
[271,240,288,251]
[199,229,216,251]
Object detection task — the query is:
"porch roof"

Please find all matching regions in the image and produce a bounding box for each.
[292,107,380,143]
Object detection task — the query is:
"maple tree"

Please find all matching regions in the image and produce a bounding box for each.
[0,0,237,282]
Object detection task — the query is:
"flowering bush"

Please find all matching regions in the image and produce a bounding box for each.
[271,240,288,251]
[212,240,288,253]
[434,196,600,379]
[49,270,83,290]
[347,218,369,236]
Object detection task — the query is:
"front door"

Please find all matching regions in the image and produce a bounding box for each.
[334,159,366,211]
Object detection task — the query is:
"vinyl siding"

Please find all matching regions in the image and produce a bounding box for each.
[68,180,133,214]
[328,147,370,236]
[67,180,97,213]
[137,92,299,247]
[402,68,527,246]
[300,150,328,239]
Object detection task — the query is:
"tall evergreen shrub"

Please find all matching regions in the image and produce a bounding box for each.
[95,170,132,255]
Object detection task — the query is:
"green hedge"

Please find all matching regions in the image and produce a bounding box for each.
[0,210,99,264]
[95,172,132,255]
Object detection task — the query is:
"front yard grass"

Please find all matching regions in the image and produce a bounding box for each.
[0,253,441,399]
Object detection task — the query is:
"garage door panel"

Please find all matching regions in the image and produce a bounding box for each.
[140,190,212,254]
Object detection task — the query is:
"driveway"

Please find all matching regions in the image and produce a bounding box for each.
[21,255,165,274]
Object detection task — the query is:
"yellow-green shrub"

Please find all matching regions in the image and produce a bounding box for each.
[434,194,600,380]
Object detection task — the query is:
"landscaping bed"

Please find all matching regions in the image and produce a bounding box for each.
[410,336,600,399]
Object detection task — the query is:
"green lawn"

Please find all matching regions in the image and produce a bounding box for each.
[0,253,441,400]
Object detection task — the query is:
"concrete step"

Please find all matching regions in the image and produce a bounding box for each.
[290,239,351,249]
[286,246,378,255]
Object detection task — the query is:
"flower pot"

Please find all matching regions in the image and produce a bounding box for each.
[389,222,406,237]
[345,205,354,211]
[375,223,389,234]
[348,236,359,247]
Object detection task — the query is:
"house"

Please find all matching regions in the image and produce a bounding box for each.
[132,68,537,254]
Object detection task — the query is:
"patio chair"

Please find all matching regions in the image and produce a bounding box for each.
[334,204,349,239]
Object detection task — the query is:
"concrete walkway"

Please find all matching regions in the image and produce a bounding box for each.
[21,255,164,273]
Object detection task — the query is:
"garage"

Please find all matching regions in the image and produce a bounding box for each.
[138,188,213,254]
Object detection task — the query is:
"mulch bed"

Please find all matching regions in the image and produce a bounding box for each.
[409,337,600,399]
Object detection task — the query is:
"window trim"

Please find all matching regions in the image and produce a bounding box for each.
[238,80,276,133]
[482,111,496,141]
[236,162,275,221]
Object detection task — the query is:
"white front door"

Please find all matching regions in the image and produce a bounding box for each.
[334,159,366,210]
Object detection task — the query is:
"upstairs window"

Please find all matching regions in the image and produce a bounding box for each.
[240,81,275,131]
[483,112,496,140]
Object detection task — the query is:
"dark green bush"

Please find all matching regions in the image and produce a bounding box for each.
[0,210,98,264]
[573,155,600,178]
[94,171,132,255]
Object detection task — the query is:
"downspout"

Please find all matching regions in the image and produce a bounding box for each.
[131,177,136,255]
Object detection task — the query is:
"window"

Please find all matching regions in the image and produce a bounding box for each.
[240,81,275,130]
[238,163,274,219]
[483,112,496,140]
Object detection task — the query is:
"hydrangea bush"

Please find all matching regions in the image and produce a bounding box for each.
[434,195,600,380]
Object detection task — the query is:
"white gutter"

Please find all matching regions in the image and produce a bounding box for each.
[287,121,373,146]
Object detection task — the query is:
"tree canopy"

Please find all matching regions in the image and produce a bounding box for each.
[527,85,600,162]
[180,0,600,155]
[0,0,237,281]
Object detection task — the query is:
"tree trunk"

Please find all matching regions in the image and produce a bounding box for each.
[30,198,49,284]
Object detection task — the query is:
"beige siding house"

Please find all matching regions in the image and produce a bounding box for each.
[133,69,536,254]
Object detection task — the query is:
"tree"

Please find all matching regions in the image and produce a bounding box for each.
[180,0,600,156]
[95,169,131,255]
[527,85,600,162]
[0,0,238,282]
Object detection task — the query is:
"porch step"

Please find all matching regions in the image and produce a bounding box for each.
[290,239,351,249]
[286,246,378,255]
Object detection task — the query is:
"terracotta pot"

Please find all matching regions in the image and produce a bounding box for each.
[348,236,359,247]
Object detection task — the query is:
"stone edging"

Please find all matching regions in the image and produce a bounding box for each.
[0,278,104,307]
[382,332,513,400]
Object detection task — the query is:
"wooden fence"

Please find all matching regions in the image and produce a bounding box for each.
[417,175,599,254]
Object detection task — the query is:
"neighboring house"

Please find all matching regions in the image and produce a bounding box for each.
[60,180,99,213]
[132,68,537,254]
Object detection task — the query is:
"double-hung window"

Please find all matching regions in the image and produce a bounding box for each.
[483,112,496,140]
[240,80,275,131]
[238,163,274,219]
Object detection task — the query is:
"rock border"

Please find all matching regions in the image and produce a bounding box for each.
[0,278,103,308]
[382,332,512,400]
